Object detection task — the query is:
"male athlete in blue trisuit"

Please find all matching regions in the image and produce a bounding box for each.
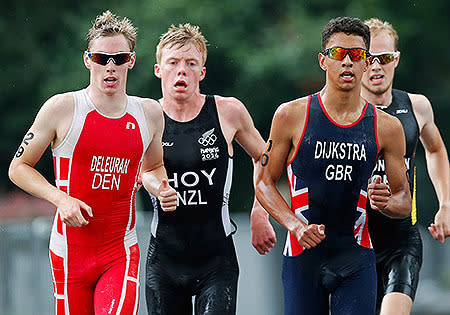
[361,18,450,315]
[255,17,412,315]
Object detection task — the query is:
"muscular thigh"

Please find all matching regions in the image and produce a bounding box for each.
[146,236,239,315]
[145,241,194,315]
[194,253,239,315]
[50,246,96,315]
[94,242,140,315]
[145,265,193,315]
[282,252,329,315]
[377,234,422,306]
[330,248,377,315]
[380,252,422,298]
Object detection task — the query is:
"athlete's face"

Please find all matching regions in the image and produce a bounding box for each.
[84,35,135,96]
[362,31,399,96]
[319,32,369,92]
[155,42,206,102]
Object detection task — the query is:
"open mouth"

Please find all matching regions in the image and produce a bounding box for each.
[104,77,118,86]
[369,74,384,85]
[174,80,187,88]
[340,71,354,82]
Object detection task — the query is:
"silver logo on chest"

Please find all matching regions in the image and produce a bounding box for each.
[396,109,408,114]
[198,128,217,146]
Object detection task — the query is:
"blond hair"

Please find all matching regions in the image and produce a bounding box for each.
[364,18,399,50]
[86,11,137,51]
[156,23,208,66]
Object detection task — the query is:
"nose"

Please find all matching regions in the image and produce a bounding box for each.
[177,64,187,76]
[369,57,382,70]
[106,59,116,72]
[341,54,353,67]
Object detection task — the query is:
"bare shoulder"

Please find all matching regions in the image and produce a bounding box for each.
[273,96,310,125]
[408,92,433,118]
[214,95,255,135]
[136,97,162,112]
[377,109,402,130]
[214,95,247,117]
[376,109,404,144]
[41,92,74,115]
[35,92,75,126]
[137,97,164,122]
[268,96,310,148]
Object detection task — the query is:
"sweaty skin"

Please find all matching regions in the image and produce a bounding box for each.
[255,33,411,247]
[9,31,177,314]
[361,27,450,315]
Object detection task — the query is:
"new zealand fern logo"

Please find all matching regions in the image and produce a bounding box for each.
[198,128,217,146]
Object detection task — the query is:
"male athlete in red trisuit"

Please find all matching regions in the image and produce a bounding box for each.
[8,11,177,314]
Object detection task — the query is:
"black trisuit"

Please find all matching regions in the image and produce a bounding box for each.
[145,95,239,315]
[367,89,423,313]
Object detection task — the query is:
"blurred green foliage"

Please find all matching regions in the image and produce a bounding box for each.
[1,0,449,225]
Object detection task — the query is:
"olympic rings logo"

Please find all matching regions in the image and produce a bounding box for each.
[198,133,217,146]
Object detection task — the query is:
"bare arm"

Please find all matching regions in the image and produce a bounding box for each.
[371,110,412,219]
[234,101,278,254]
[217,96,276,254]
[8,93,92,227]
[255,100,325,249]
[411,94,450,243]
[139,99,177,212]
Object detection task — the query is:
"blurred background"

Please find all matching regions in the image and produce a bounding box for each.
[1,0,449,314]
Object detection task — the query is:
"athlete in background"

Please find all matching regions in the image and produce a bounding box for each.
[145,23,276,315]
[8,11,176,314]
[362,18,450,315]
[255,17,412,314]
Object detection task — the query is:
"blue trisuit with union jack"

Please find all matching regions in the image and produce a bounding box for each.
[282,93,379,315]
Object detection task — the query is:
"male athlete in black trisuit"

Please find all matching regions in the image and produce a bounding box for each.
[362,18,450,315]
[255,17,412,315]
[145,24,276,315]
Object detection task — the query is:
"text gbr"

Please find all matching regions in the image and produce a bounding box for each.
[314,141,367,181]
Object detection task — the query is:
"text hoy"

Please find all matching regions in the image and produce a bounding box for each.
[167,168,216,188]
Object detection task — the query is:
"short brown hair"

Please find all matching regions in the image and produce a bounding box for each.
[156,23,208,66]
[86,11,137,51]
[364,18,399,50]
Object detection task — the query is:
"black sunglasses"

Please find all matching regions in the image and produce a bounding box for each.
[87,51,135,66]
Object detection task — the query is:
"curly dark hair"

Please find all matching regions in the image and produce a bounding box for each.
[321,17,370,50]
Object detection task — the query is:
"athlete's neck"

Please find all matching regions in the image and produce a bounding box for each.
[86,86,127,117]
[161,93,206,122]
[320,86,366,125]
[361,87,393,107]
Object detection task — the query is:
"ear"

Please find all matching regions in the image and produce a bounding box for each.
[199,66,206,82]
[83,51,91,70]
[154,64,161,79]
[394,52,401,69]
[128,54,136,70]
[318,53,327,71]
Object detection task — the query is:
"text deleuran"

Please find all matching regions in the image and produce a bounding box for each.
[90,155,130,190]
[314,141,366,181]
